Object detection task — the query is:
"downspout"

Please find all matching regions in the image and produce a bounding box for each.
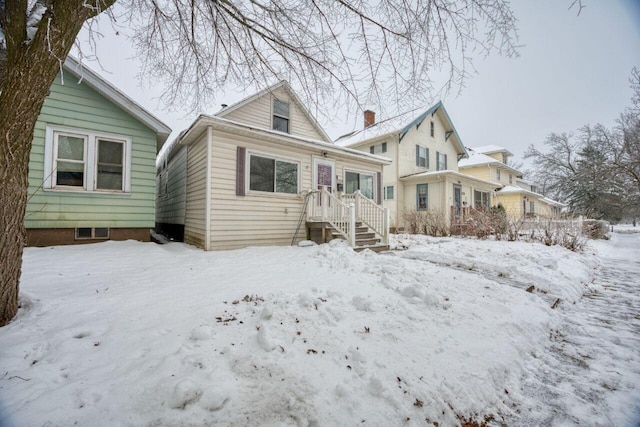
[205,126,213,251]
[395,137,400,228]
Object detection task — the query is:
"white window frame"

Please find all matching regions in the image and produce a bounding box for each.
[417,145,428,168]
[344,168,376,199]
[44,125,132,194]
[51,131,88,190]
[496,168,501,181]
[272,98,290,134]
[246,150,301,196]
[95,137,127,192]
[384,185,394,200]
[436,152,447,171]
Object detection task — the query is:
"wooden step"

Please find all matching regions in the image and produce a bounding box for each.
[354,244,390,253]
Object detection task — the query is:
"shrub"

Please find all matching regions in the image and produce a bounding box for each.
[582,219,610,240]
[402,208,449,237]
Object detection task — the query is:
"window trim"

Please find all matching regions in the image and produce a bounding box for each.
[496,168,501,181]
[344,168,376,200]
[44,125,132,194]
[416,183,428,211]
[95,137,127,192]
[416,145,429,169]
[384,185,394,200]
[51,131,88,190]
[272,98,290,134]
[436,151,448,171]
[246,150,301,196]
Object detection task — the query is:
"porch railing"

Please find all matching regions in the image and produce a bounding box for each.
[346,190,389,245]
[306,188,389,247]
[307,187,356,247]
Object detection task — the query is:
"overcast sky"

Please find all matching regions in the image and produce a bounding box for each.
[75,0,640,164]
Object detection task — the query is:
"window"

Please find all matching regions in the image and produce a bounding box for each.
[509,174,513,184]
[496,169,501,180]
[370,142,387,154]
[44,126,131,193]
[75,227,109,240]
[430,121,435,137]
[54,132,87,188]
[417,183,428,210]
[249,154,298,194]
[384,186,394,200]
[502,153,509,164]
[530,201,535,215]
[272,99,290,133]
[96,139,124,191]
[416,145,429,168]
[345,171,374,199]
[436,152,448,171]
[531,185,538,193]
[474,190,490,210]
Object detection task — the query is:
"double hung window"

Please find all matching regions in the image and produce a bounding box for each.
[416,145,429,168]
[45,126,130,193]
[436,152,448,171]
[272,99,290,133]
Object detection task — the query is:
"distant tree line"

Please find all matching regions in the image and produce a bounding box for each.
[525,68,640,225]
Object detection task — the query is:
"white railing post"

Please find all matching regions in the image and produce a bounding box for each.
[383,208,390,245]
[349,203,356,247]
[355,190,361,222]
[321,187,328,220]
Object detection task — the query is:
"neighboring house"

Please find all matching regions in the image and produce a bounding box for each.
[335,102,497,230]
[156,81,390,251]
[25,57,171,246]
[459,146,564,218]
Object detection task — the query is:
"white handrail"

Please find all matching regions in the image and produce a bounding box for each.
[306,187,355,246]
[351,191,389,245]
[306,188,389,247]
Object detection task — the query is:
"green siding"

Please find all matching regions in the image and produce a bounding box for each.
[25,70,159,229]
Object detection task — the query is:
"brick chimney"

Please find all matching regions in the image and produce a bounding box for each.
[364,110,376,128]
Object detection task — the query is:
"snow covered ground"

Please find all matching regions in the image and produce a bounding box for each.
[1,229,639,426]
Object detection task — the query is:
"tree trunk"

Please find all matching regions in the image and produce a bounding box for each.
[0,0,116,326]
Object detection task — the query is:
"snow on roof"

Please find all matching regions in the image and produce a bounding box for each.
[335,102,467,157]
[459,150,523,176]
[399,169,500,188]
[472,145,513,156]
[458,151,500,168]
[496,185,564,206]
[334,108,421,147]
[176,113,391,165]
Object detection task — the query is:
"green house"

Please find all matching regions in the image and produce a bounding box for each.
[25,57,171,246]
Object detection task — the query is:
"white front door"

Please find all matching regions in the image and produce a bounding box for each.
[312,157,335,192]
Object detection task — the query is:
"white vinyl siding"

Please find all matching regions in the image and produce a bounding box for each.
[219,87,326,141]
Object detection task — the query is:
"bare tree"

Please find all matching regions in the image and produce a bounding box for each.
[0,0,520,326]
[525,68,640,223]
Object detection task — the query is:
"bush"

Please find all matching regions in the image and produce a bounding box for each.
[402,208,449,237]
[582,219,610,240]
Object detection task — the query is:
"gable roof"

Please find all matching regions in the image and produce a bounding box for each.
[473,145,513,157]
[63,56,171,152]
[496,185,565,206]
[459,148,523,176]
[176,113,391,166]
[216,80,332,143]
[335,102,467,157]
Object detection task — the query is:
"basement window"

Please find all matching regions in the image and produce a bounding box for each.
[75,227,110,240]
